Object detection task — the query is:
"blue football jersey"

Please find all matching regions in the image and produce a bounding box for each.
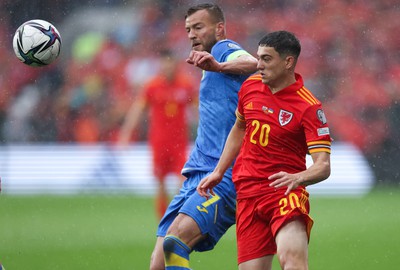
[182,39,252,176]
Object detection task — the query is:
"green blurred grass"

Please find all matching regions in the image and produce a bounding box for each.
[0,188,399,269]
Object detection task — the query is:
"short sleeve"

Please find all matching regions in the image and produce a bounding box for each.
[302,104,332,154]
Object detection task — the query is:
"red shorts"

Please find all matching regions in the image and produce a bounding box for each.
[236,187,314,264]
[152,144,186,180]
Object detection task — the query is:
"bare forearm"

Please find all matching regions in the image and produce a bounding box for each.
[119,101,145,139]
[214,124,245,175]
[269,151,331,195]
[297,162,330,186]
[197,121,245,198]
[219,55,258,75]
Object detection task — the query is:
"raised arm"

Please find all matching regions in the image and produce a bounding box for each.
[219,54,258,74]
[187,50,257,75]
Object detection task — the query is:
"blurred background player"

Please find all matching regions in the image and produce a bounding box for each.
[149,3,258,270]
[118,49,197,220]
[197,31,331,270]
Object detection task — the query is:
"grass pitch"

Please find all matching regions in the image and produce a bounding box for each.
[0,188,399,269]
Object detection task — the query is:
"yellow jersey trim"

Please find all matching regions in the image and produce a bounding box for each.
[297,87,319,105]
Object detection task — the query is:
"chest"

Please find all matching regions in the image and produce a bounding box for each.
[242,92,304,134]
[148,83,191,105]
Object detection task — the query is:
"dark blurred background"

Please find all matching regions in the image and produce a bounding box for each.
[0,0,399,186]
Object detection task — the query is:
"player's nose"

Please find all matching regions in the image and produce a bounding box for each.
[257,59,264,70]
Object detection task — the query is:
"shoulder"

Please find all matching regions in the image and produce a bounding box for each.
[239,74,262,97]
[146,75,162,87]
[290,74,321,106]
[143,76,165,95]
[214,39,243,50]
[242,74,262,87]
[290,86,327,125]
[176,72,193,85]
[295,86,322,108]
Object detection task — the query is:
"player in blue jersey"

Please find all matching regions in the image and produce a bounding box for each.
[149,3,258,270]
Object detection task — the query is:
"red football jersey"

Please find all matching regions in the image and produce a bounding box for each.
[233,73,331,198]
[143,73,195,149]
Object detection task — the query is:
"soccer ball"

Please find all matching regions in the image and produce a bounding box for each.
[12,19,62,67]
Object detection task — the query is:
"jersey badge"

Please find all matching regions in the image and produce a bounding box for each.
[279,109,293,126]
[262,106,274,114]
[317,109,327,124]
[227,43,241,49]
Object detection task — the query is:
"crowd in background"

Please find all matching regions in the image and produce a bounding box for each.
[0,0,399,184]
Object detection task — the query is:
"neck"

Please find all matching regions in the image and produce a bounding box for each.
[216,34,227,42]
[269,75,296,94]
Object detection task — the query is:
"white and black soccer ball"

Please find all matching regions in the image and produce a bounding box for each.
[12,19,62,67]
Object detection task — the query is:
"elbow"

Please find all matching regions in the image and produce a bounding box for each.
[323,170,330,181]
[322,161,331,180]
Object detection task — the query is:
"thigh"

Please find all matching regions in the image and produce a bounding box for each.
[157,177,197,237]
[275,219,309,269]
[270,188,314,240]
[158,171,236,252]
[166,213,205,248]
[236,197,276,265]
[179,172,236,252]
[239,256,274,270]
[276,219,308,250]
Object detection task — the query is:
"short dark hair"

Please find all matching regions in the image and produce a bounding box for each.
[258,31,301,59]
[185,3,225,24]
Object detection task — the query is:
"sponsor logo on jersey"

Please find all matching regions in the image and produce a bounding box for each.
[317,109,327,124]
[196,205,208,214]
[317,127,330,136]
[244,102,253,110]
[279,109,293,126]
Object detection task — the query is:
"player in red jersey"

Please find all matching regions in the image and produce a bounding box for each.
[198,31,331,270]
[119,49,196,219]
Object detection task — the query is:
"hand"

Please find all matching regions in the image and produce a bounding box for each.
[186,50,221,72]
[115,136,130,150]
[114,131,134,151]
[268,171,302,196]
[197,171,223,200]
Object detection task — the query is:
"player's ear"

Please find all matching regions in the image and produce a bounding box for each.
[285,55,296,70]
[215,22,225,38]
